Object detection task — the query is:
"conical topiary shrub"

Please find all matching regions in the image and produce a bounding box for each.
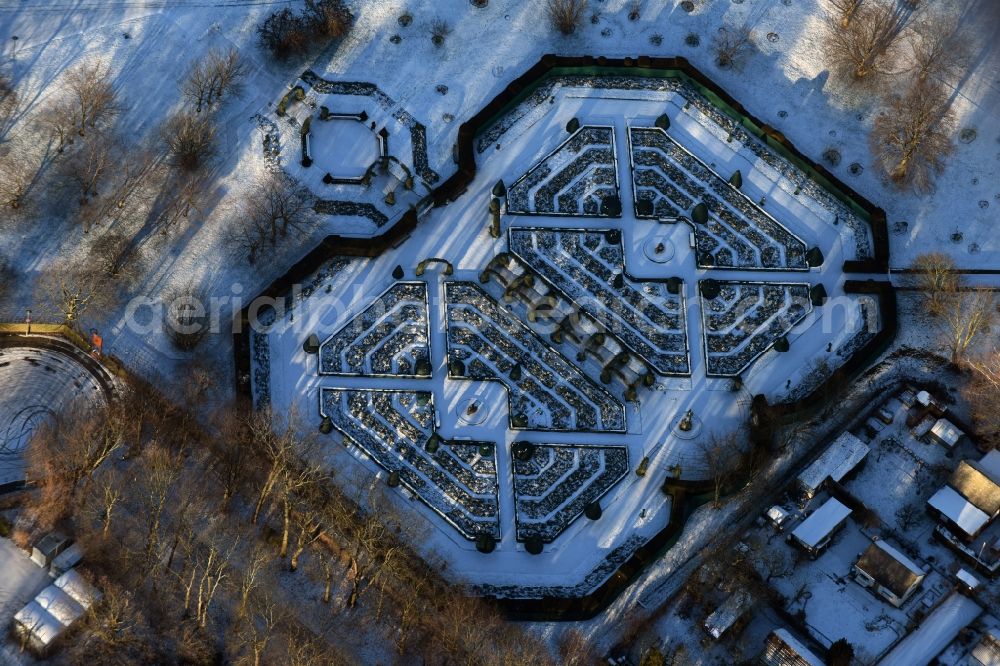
[700,279,720,300]
[729,169,743,189]
[303,333,320,354]
[566,117,580,133]
[655,113,670,130]
[492,180,506,198]
[513,441,535,461]
[475,533,496,554]
[691,202,709,224]
[584,501,602,520]
[425,433,442,453]
[387,470,400,487]
[524,535,544,555]
[600,195,622,217]
[810,283,828,306]
[319,416,333,434]
[773,336,789,353]
[806,247,824,268]
[392,265,404,280]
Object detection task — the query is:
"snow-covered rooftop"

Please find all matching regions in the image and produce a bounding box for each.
[950,461,1000,516]
[878,592,982,666]
[796,432,869,497]
[927,485,991,537]
[790,497,851,549]
[977,450,1000,485]
[703,590,751,639]
[930,419,963,448]
[761,628,824,666]
[853,539,924,600]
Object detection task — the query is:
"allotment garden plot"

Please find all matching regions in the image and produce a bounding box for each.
[254,71,885,599]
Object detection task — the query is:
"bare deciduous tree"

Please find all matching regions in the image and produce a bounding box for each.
[825,0,908,81]
[0,72,20,140]
[870,80,954,193]
[162,280,210,351]
[84,222,135,270]
[37,97,76,155]
[558,629,602,666]
[0,140,42,209]
[183,48,247,113]
[547,0,588,35]
[35,258,107,327]
[941,289,995,363]
[163,111,217,172]
[229,174,312,263]
[302,0,352,39]
[713,23,756,70]
[826,0,864,28]
[911,252,958,316]
[964,348,1000,447]
[910,19,968,84]
[64,130,119,213]
[257,8,311,60]
[149,169,210,234]
[65,61,118,136]
[696,431,747,508]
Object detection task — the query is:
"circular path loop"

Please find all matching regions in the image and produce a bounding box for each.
[0,334,117,490]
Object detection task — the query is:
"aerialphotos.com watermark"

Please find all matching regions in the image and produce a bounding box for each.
[118,279,880,343]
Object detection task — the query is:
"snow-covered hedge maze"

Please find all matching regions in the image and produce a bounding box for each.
[319,282,431,377]
[507,127,619,217]
[476,73,873,261]
[630,128,807,270]
[512,444,628,543]
[445,282,625,432]
[320,389,500,540]
[509,228,689,375]
[701,282,811,376]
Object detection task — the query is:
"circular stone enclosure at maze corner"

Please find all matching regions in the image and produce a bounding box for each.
[235,55,894,620]
[0,331,118,493]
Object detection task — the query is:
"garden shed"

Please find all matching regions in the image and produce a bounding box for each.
[789,497,851,557]
[796,432,869,499]
[852,539,925,607]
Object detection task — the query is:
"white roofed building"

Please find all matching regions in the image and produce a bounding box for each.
[790,497,852,557]
[796,432,870,499]
[929,419,964,449]
[703,590,751,639]
[927,450,1000,541]
[11,569,102,655]
[879,592,982,666]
